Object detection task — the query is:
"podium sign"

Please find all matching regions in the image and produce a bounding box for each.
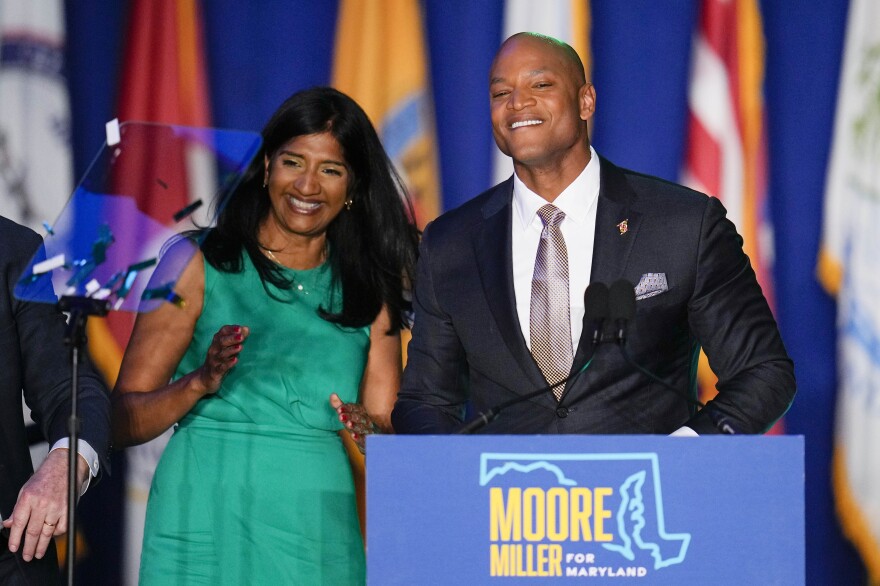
[367,435,804,585]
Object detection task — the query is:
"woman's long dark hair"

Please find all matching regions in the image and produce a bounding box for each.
[201,87,419,330]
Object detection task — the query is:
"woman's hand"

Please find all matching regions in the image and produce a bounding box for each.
[330,393,378,454]
[198,325,249,394]
[112,249,252,448]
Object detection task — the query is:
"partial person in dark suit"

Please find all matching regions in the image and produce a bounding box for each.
[392,32,795,435]
[0,215,111,585]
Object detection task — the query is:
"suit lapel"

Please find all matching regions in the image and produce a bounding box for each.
[570,158,643,377]
[591,157,643,283]
[473,179,550,397]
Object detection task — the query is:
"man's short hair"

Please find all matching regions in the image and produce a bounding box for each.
[503,32,586,85]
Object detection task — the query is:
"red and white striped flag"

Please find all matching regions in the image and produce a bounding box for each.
[682,0,779,431]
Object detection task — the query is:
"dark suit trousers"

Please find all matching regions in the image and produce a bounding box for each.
[0,529,61,586]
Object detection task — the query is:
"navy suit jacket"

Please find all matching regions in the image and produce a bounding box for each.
[0,216,111,521]
[392,158,795,435]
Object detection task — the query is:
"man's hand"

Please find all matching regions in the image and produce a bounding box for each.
[2,448,89,561]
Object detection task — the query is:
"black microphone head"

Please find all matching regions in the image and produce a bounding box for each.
[584,282,610,345]
[608,279,636,321]
[583,282,609,321]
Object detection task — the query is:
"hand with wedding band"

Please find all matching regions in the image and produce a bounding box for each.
[2,448,89,562]
[329,393,379,454]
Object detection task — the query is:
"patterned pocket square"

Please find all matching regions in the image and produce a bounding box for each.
[634,273,668,300]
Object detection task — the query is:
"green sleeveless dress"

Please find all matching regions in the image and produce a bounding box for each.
[140,252,369,585]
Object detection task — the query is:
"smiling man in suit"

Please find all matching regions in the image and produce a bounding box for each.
[392,32,795,435]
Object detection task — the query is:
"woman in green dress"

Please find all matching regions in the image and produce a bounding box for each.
[111,87,418,585]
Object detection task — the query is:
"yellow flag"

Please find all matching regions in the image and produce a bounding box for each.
[332,0,441,229]
[332,0,444,534]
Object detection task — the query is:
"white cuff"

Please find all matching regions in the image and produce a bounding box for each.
[49,438,100,495]
[669,425,699,437]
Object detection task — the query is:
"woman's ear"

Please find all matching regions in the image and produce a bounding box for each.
[263,154,270,188]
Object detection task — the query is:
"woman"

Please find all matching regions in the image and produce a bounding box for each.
[111,87,418,585]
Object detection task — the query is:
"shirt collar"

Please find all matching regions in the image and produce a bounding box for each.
[512,146,601,230]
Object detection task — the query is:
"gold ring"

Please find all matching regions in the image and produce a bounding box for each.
[43,521,55,526]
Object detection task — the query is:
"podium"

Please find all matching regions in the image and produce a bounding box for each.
[367,435,804,585]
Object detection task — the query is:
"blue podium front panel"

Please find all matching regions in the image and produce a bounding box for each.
[367,435,804,585]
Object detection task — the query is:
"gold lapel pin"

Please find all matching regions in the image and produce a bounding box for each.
[617,219,629,235]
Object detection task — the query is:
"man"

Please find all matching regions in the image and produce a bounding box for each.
[392,33,794,435]
[1,215,111,584]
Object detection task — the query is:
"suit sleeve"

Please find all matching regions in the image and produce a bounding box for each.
[685,197,795,434]
[392,223,469,433]
[13,229,111,474]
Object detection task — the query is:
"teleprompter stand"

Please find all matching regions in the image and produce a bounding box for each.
[56,295,109,586]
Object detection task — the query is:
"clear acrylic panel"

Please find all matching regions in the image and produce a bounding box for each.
[14,121,262,313]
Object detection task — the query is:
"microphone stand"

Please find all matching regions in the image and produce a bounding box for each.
[617,343,705,411]
[617,342,737,434]
[57,295,109,586]
[456,281,611,435]
[456,358,594,434]
[608,278,737,435]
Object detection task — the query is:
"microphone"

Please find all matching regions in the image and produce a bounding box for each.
[455,282,609,434]
[608,279,636,345]
[607,279,737,434]
[584,281,610,345]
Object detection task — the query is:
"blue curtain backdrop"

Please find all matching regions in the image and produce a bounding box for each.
[65,1,862,583]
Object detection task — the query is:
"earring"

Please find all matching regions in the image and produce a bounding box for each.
[262,177,268,189]
[344,199,353,211]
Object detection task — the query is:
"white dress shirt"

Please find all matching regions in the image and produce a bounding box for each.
[511,146,601,353]
[50,438,100,494]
